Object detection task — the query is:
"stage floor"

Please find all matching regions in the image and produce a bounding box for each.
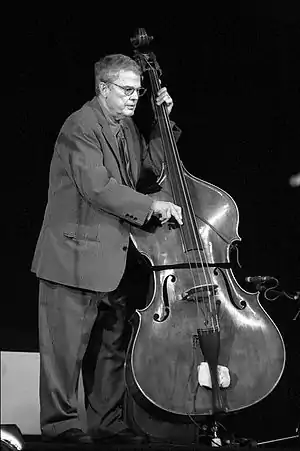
[16,434,299,450]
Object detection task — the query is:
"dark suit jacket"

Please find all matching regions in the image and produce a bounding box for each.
[32,96,177,292]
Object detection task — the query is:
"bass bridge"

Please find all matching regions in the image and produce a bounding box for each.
[181,284,218,302]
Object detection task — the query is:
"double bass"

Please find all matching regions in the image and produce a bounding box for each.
[125,28,285,430]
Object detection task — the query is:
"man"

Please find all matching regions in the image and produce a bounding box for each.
[31,53,182,445]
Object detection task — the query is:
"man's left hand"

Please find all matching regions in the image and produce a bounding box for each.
[156,87,174,115]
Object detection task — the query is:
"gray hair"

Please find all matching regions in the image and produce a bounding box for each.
[94,54,142,94]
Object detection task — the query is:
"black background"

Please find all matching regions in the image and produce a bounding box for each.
[3,3,300,444]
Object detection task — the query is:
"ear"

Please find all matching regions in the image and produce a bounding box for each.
[98,81,110,97]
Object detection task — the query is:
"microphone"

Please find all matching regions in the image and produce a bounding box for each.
[245,276,275,284]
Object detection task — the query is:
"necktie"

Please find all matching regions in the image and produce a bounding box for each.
[116,126,135,188]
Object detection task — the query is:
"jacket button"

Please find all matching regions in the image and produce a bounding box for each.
[122,246,128,251]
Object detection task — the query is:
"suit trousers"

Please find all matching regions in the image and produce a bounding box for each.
[38,249,148,437]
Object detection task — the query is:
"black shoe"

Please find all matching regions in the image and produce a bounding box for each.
[42,428,93,445]
[112,427,147,444]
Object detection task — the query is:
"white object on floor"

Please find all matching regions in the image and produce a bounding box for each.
[1,351,86,435]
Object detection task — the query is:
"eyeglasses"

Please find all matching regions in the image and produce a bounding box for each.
[110,82,147,97]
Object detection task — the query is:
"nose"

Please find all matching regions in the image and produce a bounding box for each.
[130,89,139,100]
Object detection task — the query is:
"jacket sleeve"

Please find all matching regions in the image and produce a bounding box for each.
[55,118,153,227]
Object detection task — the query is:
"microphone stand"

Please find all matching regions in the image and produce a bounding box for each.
[257,426,299,448]
[247,277,300,447]
[253,277,300,320]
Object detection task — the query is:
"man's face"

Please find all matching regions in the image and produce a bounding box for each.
[104,70,141,118]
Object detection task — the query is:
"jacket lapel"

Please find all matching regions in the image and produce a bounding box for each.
[89,97,138,186]
[89,97,128,183]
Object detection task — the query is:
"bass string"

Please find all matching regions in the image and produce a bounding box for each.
[146,60,219,332]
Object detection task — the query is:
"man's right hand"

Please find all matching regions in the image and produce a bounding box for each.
[151,200,183,225]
